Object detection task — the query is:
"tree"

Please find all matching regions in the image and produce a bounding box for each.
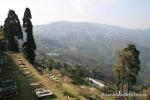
[23,8,36,63]
[113,58,125,93]
[122,44,140,93]
[113,44,140,99]
[3,10,23,52]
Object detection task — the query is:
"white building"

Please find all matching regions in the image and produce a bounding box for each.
[87,77,105,88]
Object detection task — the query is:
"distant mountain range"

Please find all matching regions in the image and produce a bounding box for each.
[33,21,150,85]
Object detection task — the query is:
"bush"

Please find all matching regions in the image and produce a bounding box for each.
[63,90,75,98]
[101,87,113,94]
[80,92,96,100]
[75,96,81,100]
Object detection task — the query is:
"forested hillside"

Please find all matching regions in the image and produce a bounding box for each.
[34,21,150,85]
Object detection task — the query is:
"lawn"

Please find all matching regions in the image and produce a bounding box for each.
[0,54,36,100]
[7,53,65,100]
[1,52,116,100]
[0,53,52,100]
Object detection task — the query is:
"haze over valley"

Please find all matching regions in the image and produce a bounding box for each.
[34,21,150,85]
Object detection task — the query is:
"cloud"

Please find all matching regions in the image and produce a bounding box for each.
[69,0,87,14]
[96,0,115,3]
[68,0,115,16]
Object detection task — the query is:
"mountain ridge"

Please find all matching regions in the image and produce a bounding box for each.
[35,21,150,31]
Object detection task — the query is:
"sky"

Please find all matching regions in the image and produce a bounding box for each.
[0,0,150,29]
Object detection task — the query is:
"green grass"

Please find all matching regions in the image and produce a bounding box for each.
[0,53,116,100]
[0,56,35,100]
[0,54,52,100]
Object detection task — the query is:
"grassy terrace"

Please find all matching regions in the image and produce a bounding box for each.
[0,53,36,100]
[0,52,114,100]
[5,52,67,100]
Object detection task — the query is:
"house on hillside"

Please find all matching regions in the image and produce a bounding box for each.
[87,77,105,88]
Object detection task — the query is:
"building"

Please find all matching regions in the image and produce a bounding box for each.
[87,77,105,88]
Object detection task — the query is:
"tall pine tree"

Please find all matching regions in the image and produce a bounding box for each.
[3,10,23,52]
[23,8,36,63]
[113,44,140,99]
[122,44,140,93]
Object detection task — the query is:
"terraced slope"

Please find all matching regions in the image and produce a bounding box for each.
[0,53,36,100]
[3,52,113,100]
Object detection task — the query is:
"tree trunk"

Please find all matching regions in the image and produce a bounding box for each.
[117,75,120,93]
[121,76,124,100]
[127,75,130,100]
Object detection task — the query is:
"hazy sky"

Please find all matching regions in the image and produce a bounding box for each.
[0,0,150,29]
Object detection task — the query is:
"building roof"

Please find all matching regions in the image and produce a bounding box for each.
[87,77,105,87]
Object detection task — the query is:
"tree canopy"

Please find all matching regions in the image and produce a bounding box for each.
[4,9,23,52]
[113,44,140,95]
[23,8,36,63]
